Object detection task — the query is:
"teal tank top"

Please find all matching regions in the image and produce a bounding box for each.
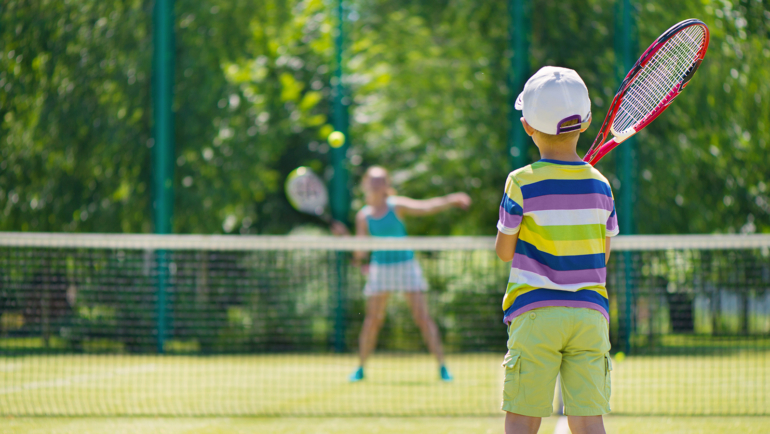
[365,198,414,264]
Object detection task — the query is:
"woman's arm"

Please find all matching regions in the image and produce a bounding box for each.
[353,210,370,262]
[391,193,471,217]
[495,231,518,262]
[605,237,611,265]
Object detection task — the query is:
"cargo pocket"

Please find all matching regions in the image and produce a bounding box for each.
[604,353,613,400]
[502,351,521,402]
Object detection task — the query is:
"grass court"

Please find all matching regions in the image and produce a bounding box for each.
[1,352,768,433]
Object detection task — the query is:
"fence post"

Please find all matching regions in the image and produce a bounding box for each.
[508,0,530,171]
[153,0,175,354]
[615,0,636,355]
[330,0,350,353]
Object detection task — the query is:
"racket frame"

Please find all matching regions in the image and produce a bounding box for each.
[584,19,710,165]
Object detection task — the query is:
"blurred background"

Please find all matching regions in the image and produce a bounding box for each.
[1,0,768,236]
[1,2,770,430]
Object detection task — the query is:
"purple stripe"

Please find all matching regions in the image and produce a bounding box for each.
[503,301,610,324]
[499,206,523,228]
[514,255,606,284]
[523,193,614,212]
[607,214,618,231]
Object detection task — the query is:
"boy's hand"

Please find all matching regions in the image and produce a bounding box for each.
[448,192,471,210]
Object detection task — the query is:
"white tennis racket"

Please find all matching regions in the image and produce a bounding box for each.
[285,166,331,223]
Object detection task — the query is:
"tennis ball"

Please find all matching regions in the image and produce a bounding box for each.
[328,131,346,148]
[615,352,625,363]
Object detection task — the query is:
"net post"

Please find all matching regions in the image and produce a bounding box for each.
[508,0,530,171]
[152,0,175,354]
[555,373,564,415]
[615,0,636,356]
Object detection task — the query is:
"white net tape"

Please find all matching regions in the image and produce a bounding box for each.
[0,232,768,252]
[612,25,705,134]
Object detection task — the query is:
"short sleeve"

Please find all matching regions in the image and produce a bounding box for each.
[497,174,524,235]
[606,191,619,237]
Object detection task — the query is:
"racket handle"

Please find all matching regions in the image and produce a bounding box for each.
[584,138,620,166]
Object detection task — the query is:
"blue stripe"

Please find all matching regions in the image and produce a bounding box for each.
[516,239,606,271]
[538,159,589,166]
[500,193,523,216]
[521,178,612,199]
[503,288,610,318]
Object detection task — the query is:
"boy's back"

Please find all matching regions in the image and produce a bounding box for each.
[498,159,618,325]
[496,66,616,434]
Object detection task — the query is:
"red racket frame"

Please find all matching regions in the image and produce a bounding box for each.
[583,19,710,166]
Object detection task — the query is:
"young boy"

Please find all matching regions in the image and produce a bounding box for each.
[495,66,618,434]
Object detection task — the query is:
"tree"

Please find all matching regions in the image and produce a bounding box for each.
[1,0,768,235]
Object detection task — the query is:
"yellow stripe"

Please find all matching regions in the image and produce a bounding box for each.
[504,175,524,203]
[526,222,607,242]
[519,229,605,256]
[515,165,609,186]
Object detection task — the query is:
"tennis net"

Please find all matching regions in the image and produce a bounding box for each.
[0,233,768,416]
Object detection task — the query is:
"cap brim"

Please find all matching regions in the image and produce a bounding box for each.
[514,92,524,110]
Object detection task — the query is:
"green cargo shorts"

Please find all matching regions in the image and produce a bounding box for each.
[501,306,612,417]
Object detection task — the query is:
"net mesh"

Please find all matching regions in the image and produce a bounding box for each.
[0,233,768,416]
[612,25,706,134]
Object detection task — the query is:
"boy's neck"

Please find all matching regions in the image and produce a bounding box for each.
[535,140,582,162]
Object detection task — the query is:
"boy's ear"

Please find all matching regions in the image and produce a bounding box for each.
[580,117,592,132]
[520,117,536,136]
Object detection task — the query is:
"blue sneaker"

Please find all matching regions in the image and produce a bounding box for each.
[349,366,364,382]
[440,365,453,382]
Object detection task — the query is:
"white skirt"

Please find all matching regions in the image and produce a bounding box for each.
[363,259,428,296]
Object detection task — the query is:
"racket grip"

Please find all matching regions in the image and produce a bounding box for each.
[584,138,620,166]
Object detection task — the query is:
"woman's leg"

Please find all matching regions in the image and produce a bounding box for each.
[358,293,390,366]
[404,292,445,365]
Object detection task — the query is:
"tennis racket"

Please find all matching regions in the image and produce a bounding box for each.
[285,166,332,224]
[583,19,710,165]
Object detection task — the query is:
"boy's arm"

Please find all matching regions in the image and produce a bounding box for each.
[605,190,619,265]
[391,193,471,217]
[497,173,523,262]
[495,231,518,262]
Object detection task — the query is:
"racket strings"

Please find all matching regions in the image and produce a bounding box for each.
[612,25,705,134]
[617,37,697,127]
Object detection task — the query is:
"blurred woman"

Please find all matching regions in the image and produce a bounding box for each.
[348,166,471,382]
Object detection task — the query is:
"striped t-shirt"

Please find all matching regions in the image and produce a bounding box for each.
[497,159,619,325]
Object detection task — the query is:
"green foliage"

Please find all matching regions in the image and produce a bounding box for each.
[630,1,770,234]
[1,0,152,232]
[1,0,769,234]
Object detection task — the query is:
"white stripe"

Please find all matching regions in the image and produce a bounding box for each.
[510,269,603,291]
[0,364,156,395]
[525,209,612,226]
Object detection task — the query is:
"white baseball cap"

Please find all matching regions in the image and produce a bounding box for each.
[515,66,591,135]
